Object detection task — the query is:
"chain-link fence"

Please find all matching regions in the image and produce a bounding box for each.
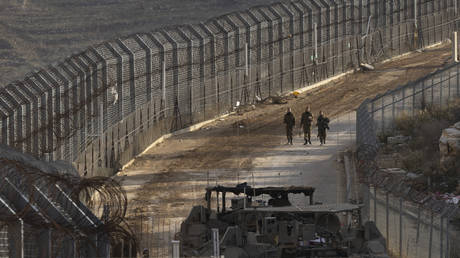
[364,173,460,258]
[0,144,140,258]
[1,0,459,178]
[121,214,182,258]
[356,36,460,257]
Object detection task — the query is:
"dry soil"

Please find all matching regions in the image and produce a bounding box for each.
[116,43,453,222]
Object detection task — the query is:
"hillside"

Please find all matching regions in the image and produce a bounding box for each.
[0,0,281,86]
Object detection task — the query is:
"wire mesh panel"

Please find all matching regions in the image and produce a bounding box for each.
[0,224,7,258]
[366,178,459,258]
[129,213,183,258]
[0,0,458,180]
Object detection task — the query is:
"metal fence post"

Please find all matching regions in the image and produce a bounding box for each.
[386,192,389,248]
[162,61,166,114]
[402,85,405,113]
[399,198,403,258]
[245,43,248,78]
[314,23,318,60]
[140,213,144,249]
[214,38,219,114]
[172,240,180,258]
[446,213,450,258]
[412,83,416,116]
[374,187,377,223]
[442,72,444,109]
[421,79,426,110]
[128,240,132,258]
[20,219,24,258]
[381,97,384,133]
[212,228,220,258]
[73,238,77,258]
[392,92,396,127]
[121,239,124,258]
[440,215,444,258]
[416,205,421,244]
[150,216,154,255]
[429,211,433,258]
[162,217,166,257]
[157,217,160,257]
[190,40,194,123]
[371,101,375,130]
[449,70,452,104]
[456,0,458,15]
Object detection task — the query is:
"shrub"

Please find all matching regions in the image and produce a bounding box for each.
[394,112,417,136]
[387,98,460,193]
[377,131,394,144]
[401,150,424,173]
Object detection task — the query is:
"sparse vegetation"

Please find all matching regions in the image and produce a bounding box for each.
[377,131,393,144]
[380,98,460,193]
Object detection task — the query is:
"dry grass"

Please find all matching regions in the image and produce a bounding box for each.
[0,0,282,86]
[383,98,460,192]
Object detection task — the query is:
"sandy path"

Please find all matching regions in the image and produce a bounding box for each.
[115,43,452,225]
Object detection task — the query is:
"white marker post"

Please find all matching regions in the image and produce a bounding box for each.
[454,32,459,63]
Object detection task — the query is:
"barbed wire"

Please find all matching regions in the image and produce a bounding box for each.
[0,148,139,256]
[0,2,457,175]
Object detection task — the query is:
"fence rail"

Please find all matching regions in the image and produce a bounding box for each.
[356,32,460,258]
[1,0,459,178]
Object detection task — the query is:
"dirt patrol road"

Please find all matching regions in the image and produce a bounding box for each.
[115,43,452,224]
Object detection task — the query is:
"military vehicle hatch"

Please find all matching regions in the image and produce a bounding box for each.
[178,183,388,258]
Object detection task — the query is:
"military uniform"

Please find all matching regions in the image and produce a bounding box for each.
[284,111,295,145]
[317,115,330,144]
[300,111,313,145]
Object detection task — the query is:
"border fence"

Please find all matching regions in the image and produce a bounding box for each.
[0,145,131,258]
[1,0,460,177]
[356,43,460,257]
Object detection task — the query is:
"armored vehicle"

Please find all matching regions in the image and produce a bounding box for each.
[179,183,388,258]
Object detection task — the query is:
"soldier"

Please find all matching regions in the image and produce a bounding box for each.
[283,107,295,145]
[300,106,313,145]
[316,111,330,145]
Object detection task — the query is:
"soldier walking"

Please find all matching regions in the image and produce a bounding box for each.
[316,111,330,145]
[300,106,313,145]
[284,107,295,145]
